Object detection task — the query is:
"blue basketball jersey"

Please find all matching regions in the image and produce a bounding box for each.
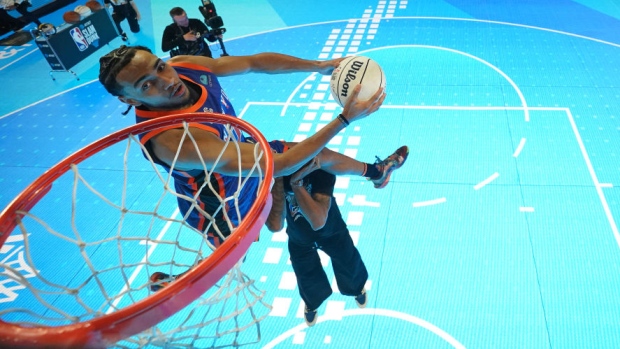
[135,62,256,246]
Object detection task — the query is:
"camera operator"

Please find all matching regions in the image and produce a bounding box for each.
[161,7,219,58]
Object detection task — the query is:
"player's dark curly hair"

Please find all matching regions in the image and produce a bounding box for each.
[99,45,152,96]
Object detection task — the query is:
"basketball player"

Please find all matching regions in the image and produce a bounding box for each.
[98,45,407,248]
[264,153,408,326]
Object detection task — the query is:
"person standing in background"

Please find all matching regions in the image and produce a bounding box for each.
[103,0,140,41]
[0,0,41,29]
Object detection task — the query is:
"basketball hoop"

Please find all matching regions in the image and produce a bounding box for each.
[0,113,274,348]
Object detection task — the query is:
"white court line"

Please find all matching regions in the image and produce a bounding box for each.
[413,197,447,208]
[105,208,180,314]
[244,44,531,122]
[519,207,535,212]
[262,308,466,349]
[240,101,620,251]
[223,16,620,52]
[0,51,169,120]
[280,74,320,116]
[600,183,613,188]
[238,102,569,112]
[354,44,531,121]
[0,79,99,120]
[0,47,38,71]
[566,109,620,249]
[474,172,499,190]
[513,138,526,158]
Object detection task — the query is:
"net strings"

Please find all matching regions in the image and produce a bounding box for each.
[0,121,272,348]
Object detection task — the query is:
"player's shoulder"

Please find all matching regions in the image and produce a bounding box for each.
[169,55,215,69]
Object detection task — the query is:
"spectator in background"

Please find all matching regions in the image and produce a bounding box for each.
[103,0,140,41]
[0,0,41,29]
[161,7,217,58]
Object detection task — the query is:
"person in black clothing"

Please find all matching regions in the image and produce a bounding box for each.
[0,8,24,32]
[103,0,141,41]
[161,7,218,58]
[266,156,380,327]
[0,0,40,30]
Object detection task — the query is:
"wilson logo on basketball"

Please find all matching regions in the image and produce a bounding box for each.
[339,60,364,97]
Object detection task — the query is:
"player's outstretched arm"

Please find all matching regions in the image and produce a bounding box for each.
[272,84,385,176]
[171,53,346,77]
[149,85,384,176]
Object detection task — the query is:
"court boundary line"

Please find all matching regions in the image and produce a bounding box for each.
[240,102,620,250]
[0,47,38,72]
[261,308,466,349]
[4,16,620,122]
[277,45,531,122]
[225,16,620,49]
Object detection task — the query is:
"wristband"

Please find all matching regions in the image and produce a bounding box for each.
[337,113,350,126]
[291,180,304,188]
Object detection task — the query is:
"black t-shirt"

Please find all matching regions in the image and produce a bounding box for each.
[161,18,215,57]
[283,170,348,246]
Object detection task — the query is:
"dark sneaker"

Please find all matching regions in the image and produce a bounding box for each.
[370,145,409,189]
[149,272,180,292]
[121,32,128,41]
[355,288,367,308]
[304,306,318,327]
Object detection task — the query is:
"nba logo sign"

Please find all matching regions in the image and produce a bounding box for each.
[70,27,89,51]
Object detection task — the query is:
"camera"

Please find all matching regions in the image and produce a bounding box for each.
[198,0,229,56]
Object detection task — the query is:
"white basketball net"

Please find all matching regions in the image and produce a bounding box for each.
[0,120,272,348]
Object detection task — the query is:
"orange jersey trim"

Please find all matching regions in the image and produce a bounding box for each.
[140,123,222,145]
[169,61,214,74]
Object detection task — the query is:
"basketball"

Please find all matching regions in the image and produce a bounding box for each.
[63,10,82,24]
[330,56,386,107]
[74,5,92,18]
[85,0,103,11]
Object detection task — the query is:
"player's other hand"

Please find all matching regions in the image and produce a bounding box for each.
[341,85,385,124]
[290,157,321,184]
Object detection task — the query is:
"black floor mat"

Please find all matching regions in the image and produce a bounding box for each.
[0,30,34,46]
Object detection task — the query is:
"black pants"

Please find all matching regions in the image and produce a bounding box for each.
[10,2,40,26]
[0,9,24,30]
[111,5,139,34]
[288,229,368,311]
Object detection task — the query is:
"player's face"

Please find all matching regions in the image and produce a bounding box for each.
[115,50,190,110]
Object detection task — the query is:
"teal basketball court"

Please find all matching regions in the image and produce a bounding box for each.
[1,0,620,348]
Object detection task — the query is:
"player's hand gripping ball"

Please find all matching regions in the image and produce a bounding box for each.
[330,56,386,107]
